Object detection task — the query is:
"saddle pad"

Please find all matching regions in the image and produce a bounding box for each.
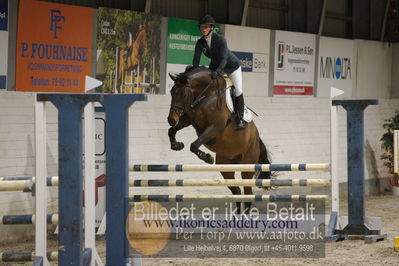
[223,75,233,88]
[226,87,253,123]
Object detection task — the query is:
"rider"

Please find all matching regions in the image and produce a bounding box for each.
[192,14,246,130]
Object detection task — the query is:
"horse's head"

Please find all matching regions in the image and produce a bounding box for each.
[167,67,213,127]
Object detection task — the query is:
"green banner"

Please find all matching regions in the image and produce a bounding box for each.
[167,17,220,65]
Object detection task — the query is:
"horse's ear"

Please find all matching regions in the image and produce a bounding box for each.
[169,73,179,82]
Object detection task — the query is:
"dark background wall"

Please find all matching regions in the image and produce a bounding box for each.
[41,0,399,42]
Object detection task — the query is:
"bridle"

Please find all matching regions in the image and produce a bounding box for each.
[170,77,225,117]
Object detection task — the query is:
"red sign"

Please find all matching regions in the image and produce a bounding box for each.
[274,85,313,96]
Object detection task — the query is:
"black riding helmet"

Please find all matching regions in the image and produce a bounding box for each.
[198,14,216,27]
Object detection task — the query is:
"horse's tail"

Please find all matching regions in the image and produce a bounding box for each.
[258,138,271,180]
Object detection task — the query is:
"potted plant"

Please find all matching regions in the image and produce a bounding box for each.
[380,110,399,195]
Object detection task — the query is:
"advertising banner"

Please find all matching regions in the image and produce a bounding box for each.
[232,51,268,73]
[317,37,354,98]
[273,31,316,96]
[97,7,161,94]
[166,17,219,91]
[0,0,8,89]
[225,25,270,97]
[15,0,93,92]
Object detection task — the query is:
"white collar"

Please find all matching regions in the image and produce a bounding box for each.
[205,34,212,48]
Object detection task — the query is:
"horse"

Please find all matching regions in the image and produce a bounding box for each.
[117,27,148,93]
[167,66,271,213]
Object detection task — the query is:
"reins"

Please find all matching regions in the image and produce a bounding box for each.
[171,76,226,116]
[190,78,215,109]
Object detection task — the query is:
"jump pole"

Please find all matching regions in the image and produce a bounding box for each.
[131,178,330,187]
[0,178,329,191]
[130,194,329,202]
[131,163,330,172]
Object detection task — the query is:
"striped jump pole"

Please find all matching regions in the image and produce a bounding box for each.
[0,214,58,225]
[131,163,330,172]
[131,178,330,187]
[0,252,58,262]
[1,177,330,190]
[0,176,59,191]
[130,194,329,202]
[0,180,32,191]
[0,177,32,181]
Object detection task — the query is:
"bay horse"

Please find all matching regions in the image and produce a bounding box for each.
[167,66,271,213]
[117,27,148,93]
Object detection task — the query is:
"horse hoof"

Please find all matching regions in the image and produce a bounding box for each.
[205,154,214,164]
[171,142,184,151]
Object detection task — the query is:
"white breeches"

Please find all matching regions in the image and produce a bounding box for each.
[228,67,242,96]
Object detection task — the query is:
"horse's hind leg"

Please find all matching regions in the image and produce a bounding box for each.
[220,171,242,214]
[217,156,242,213]
[241,172,254,214]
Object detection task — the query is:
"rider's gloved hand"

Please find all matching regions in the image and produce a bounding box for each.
[185,65,194,72]
[211,71,219,79]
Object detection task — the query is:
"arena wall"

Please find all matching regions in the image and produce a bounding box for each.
[1,90,397,243]
[1,16,399,244]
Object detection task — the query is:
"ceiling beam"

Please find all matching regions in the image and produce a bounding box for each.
[249,1,288,12]
[144,0,151,13]
[241,0,249,26]
[318,0,327,35]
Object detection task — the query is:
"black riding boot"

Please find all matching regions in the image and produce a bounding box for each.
[235,94,247,130]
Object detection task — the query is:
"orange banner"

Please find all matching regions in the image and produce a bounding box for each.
[16,0,93,92]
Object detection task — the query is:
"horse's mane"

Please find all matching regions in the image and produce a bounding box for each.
[177,66,211,84]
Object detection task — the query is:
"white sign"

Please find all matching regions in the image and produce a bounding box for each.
[317,37,354,98]
[274,31,316,96]
[225,24,270,96]
[253,53,268,73]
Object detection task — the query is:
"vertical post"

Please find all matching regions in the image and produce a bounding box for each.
[394,130,398,174]
[346,107,366,227]
[34,100,50,266]
[330,105,339,215]
[152,57,155,86]
[115,47,119,93]
[41,95,89,265]
[58,98,85,265]
[84,102,101,265]
[329,87,343,222]
[102,94,146,266]
[332,99,380,236]
[137,63,140,93]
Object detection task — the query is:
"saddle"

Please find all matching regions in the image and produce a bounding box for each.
[222,76,253,123]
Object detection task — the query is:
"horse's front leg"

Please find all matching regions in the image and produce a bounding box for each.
[168,120,189,151]
[190,125,218,164]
